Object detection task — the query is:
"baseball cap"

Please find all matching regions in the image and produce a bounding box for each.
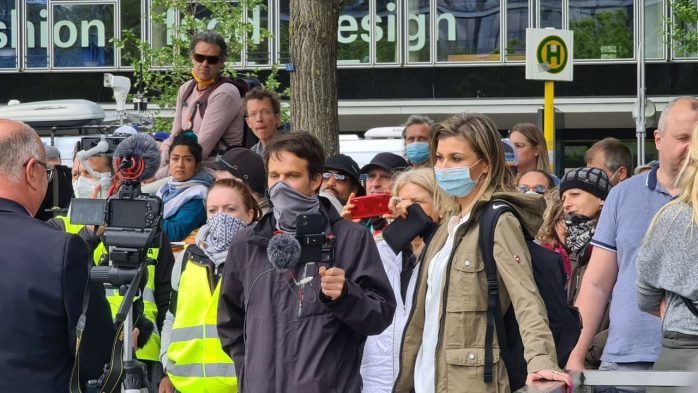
[152,131,170,142]
[325,154,361,185]
[215,148,266,196]
[113,125,138,137]
[360,152,409,174]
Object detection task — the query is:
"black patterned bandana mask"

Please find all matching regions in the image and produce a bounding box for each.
[564,214,597,256]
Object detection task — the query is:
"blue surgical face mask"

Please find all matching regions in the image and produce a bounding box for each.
[405,142,430,164]
[434,159,482,197]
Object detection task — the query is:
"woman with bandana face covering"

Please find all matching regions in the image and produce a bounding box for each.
[394,113,571,393]
[559,167,611,305]
[159,178,261,393]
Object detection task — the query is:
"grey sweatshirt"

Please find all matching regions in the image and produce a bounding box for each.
[636,201,698,336]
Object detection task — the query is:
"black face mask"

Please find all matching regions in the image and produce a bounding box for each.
[564,213,597,256]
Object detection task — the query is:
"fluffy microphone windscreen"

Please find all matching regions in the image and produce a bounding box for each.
[267,232,301,271]
[113,133,161,180]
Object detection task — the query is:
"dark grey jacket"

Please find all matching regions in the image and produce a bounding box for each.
[218,197,396,393]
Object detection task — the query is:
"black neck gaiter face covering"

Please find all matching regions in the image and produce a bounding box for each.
[564,213,597,256]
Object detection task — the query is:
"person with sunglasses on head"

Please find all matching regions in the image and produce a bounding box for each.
[155,30,244,179]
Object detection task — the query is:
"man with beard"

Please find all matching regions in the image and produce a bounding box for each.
[156,31,244,178]
[217,132,395,393]
[320,153,364,211]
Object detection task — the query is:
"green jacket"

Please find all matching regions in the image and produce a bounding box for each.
[394,188,559,393]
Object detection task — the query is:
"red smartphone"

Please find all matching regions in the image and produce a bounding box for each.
[350,194,392,220]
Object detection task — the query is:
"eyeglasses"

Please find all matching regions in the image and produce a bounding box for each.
[24,159,54,182]
[192,53,221,64]
[517,185,547,194]
[322,172,349,183]
[246,109,276,118]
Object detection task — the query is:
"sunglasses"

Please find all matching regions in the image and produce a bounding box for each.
[517,184,547,194]
[192,53,222,64]
[322,172,349,183]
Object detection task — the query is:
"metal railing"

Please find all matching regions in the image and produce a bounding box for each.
[516,371,698,393]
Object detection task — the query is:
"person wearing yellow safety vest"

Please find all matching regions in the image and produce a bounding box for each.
[159,178,261,393]
[48,151,176,392]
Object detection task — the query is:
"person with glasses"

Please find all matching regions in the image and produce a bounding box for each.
[517,169,555,195]
[244,87,283,157]
[508,123,559,185]
[0,119,114,392]
[155,30,244,179]
[320,154,364,210]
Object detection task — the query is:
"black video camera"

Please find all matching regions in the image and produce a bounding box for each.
[295,213,335,266]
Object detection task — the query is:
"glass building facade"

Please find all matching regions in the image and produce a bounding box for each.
[0,0,695,168]
[0,0,679,71]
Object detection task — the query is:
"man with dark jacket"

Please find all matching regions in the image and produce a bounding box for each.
[0,119,114,392]
[217,132,396,393]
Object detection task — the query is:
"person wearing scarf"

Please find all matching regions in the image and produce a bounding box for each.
[559,167,611,304]
[157,132,214,242]
[159,178,261,393]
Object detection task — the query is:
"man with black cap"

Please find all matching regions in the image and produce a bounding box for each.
[342,152,408,236]
[321,154,364,207]
[214,147,270,214]
[362,152,408,196]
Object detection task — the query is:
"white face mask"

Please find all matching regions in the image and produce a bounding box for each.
[73,175,110,199]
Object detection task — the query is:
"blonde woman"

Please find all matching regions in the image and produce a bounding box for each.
[394,113,570,393]
[636,123,698,383]
[361,168,443,393]
[508,123,557,184]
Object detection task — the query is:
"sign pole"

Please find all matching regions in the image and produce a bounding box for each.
[544,80,555,172]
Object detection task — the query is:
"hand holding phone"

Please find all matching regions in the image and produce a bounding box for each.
[349,193,392,220]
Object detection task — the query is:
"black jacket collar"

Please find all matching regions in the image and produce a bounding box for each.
[248,196,342,247]
[0,197,31,216]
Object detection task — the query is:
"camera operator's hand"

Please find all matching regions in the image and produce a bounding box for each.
[319,266,346,301]
[159,376,175,393]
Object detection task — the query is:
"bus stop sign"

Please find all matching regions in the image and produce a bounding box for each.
[526,28,574,81]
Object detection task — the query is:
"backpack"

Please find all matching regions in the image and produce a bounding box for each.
[182,75,262,150]
[478,200,581,391]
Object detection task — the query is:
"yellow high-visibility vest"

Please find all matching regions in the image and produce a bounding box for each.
[56,216,161,361]
[166,247,237,392]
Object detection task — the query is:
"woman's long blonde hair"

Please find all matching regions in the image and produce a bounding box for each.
[509,123,551,172]
[429,113,515,216]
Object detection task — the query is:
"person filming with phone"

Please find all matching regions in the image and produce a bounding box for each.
[217,132,396,393]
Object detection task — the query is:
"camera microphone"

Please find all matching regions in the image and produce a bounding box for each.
[112,133,161,180]
[266,233,301,272]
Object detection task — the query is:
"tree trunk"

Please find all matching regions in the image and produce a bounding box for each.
[289,0,340,156]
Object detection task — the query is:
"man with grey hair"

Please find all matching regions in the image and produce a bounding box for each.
[156,30,244,179]
[585,137,634,186]
[0,119,113,391]
[402,115,434,167]
[566,97,698,390]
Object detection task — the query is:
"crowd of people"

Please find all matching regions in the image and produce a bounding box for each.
[1,29,698,393]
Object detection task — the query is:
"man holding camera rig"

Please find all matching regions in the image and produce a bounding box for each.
[217,132,396,393]
[0,119,114,392]
[48,134,176,392]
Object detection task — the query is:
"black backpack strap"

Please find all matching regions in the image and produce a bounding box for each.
[681,295,698,318]
[479,200,514,384]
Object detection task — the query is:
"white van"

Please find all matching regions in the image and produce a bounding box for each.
[339,127,405,168]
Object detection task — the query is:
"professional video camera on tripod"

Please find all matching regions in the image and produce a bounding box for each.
[69,133,164,393]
